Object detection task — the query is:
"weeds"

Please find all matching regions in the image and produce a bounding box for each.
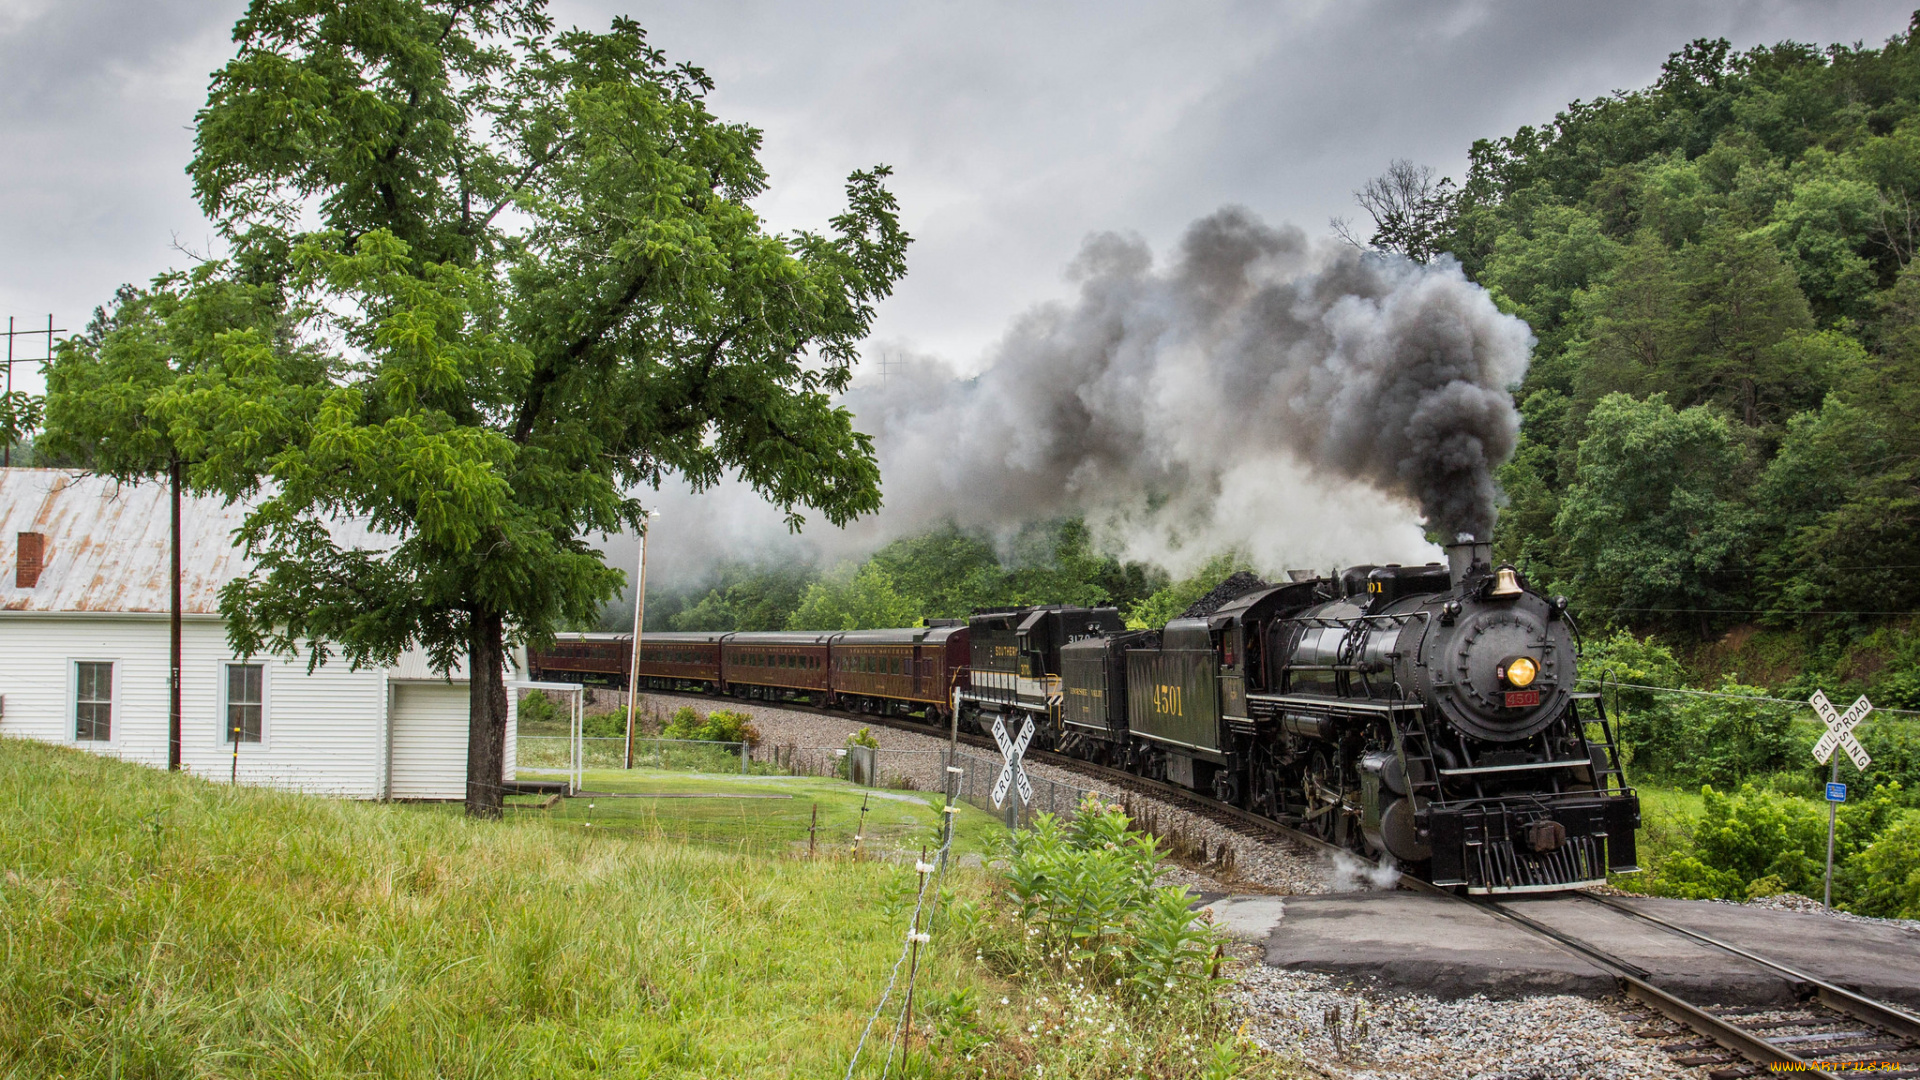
[930,797,1285,1079]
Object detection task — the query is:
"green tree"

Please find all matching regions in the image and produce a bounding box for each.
[42,269,296,479]
[1669,225,1816,427]
[997,519,1128,609]
[786,562,918,630]
[1566,234,1689,407]
[1555,393,1750,633]
[1125,552,1258,629]
[865,524,1006,617]
[53,1,910,817]
[1477,205,1622,385]
[670,562,819,632]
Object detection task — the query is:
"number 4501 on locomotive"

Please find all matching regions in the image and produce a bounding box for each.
[1050,537,1641,894]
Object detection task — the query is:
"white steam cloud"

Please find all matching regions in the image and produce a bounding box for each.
[636,207,1532,583]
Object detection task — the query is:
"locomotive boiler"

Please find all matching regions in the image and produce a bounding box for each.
[1060,538,1640,893]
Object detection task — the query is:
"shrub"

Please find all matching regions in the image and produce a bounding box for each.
[1822,718,1920,806]
[661,706,762,747]
[1668,681,1797,788]
[1620,678,1796,788]
[582,710,628,738]
[1000,797,1221,996]
[1643,782,1901,901]
[1585,629,1684,772]
[846,726,880,751]
[517,691,562,730]
[1841,817,1920,919]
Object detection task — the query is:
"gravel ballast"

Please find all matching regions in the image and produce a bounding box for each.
[1229,947,1694,1079]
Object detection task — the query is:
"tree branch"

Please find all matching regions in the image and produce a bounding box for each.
[510,267,652,443]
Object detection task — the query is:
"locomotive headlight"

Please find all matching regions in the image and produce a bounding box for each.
[1501,655,1539,688]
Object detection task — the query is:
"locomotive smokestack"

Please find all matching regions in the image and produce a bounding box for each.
[1445,533,1491,587]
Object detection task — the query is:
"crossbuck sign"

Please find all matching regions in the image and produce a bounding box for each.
[990,715,1035,810]
[1811,690,1873,771]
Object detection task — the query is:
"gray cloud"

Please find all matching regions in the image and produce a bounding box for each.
[4,0,1913,582]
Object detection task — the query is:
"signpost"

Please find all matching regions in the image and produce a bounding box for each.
[1810,690,1872,908]
[991,714,1035,830]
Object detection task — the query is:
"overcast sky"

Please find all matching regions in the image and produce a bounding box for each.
[1,1,1913,577]
[2,0,1913,391]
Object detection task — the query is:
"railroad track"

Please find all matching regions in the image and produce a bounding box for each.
[644,689,1920,1077]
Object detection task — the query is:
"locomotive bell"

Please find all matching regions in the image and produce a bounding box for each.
[1489,566,1523,598]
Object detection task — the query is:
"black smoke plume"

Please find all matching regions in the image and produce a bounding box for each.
[845,207,1531,560]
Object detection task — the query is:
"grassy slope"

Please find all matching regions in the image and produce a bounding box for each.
[0,738,991,1078]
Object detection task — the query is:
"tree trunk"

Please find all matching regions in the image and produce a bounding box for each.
[465,609,509,818]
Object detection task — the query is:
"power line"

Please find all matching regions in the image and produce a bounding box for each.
[1602,607,1920,616]
[1582,677,1920,717]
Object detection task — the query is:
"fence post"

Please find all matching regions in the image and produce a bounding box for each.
[740,741,748,775]
[941,765,961,870]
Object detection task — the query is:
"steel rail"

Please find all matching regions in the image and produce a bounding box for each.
[1579,892,1920,1044]
[1476,900,1843,1079]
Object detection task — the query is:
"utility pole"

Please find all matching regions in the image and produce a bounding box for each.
[623,510,656,769]
[170,458,183,770]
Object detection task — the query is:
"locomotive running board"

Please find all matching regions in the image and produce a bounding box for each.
[1245,693,1427,713]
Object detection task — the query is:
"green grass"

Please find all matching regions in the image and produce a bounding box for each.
[1612,781,1703,890]
[504,767,1005,858]
[0,737,1001,1078]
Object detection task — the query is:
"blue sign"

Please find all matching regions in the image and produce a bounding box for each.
[1826,782,1848,803]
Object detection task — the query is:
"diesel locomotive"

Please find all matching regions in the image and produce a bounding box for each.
[528,537,1639,894]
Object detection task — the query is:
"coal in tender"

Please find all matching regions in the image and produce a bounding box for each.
[1180,571,1273,620]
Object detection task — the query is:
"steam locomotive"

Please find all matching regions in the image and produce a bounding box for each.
[529,538,1639,894]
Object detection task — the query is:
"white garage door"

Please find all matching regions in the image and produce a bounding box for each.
[389,684,470,799]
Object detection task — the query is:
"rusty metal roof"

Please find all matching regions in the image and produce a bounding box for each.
[0,468,389,615]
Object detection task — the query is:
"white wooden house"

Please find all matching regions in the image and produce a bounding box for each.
[0,468,516,799]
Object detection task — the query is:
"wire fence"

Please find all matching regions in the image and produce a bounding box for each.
[1581,677,1920,717]
[742,742,1107,823]
[515,733,1112,831]
[518,735,750,774]
[947,746,1113,824]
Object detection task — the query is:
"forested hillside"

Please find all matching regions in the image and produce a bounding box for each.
[634,519,1169,633]
[1422,24,1920,697]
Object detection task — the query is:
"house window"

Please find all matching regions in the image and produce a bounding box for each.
[75,661,112,741]
[226,663,264,743]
